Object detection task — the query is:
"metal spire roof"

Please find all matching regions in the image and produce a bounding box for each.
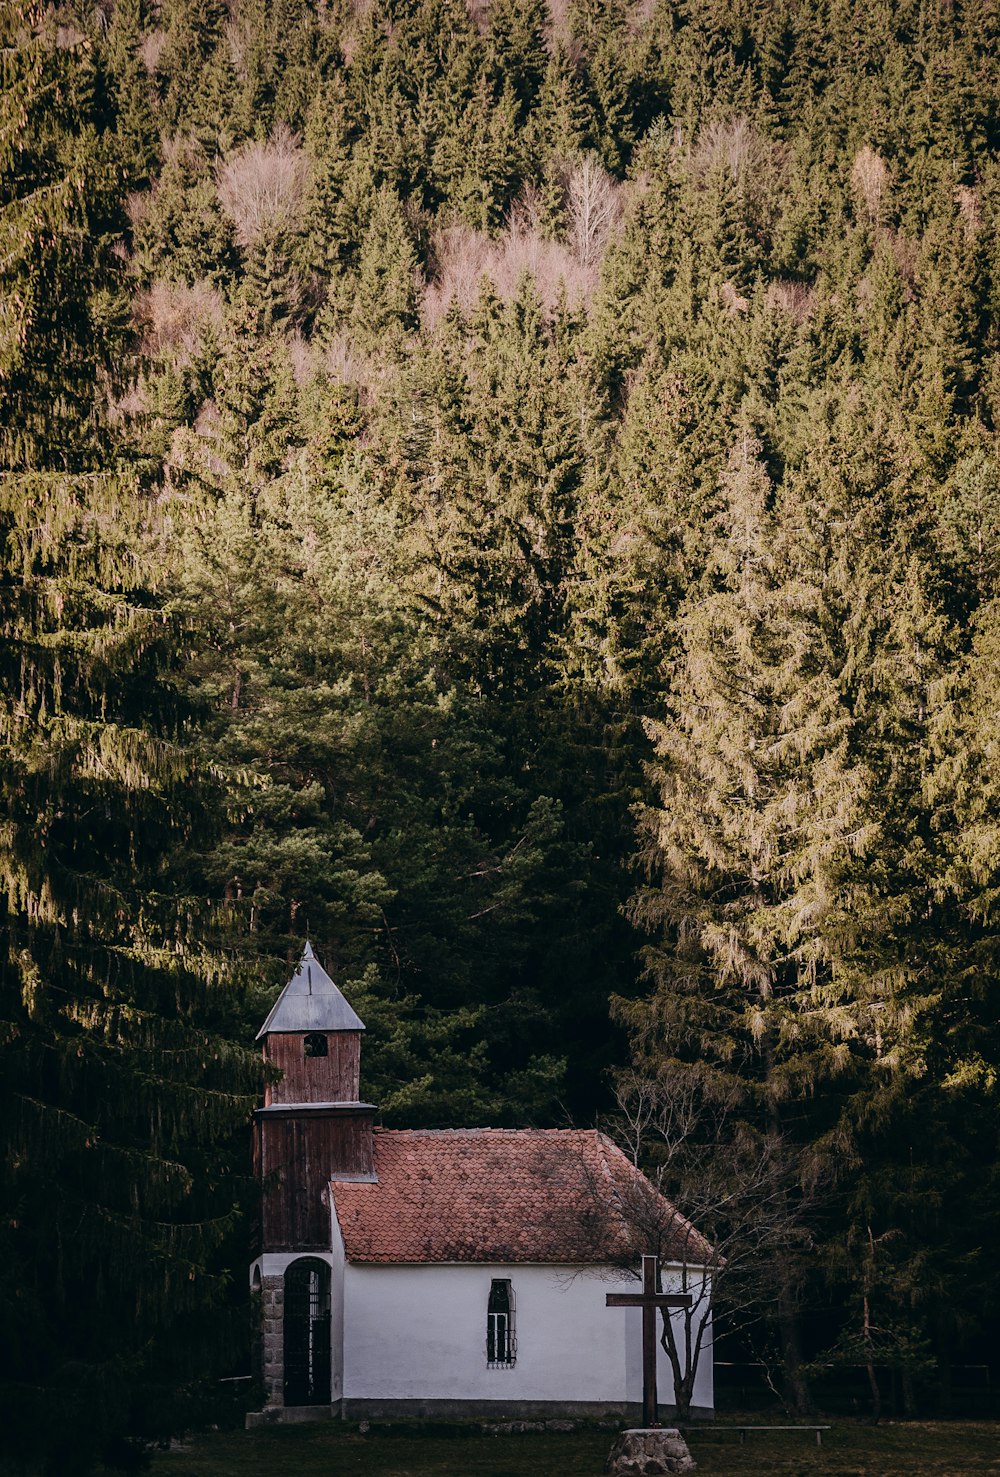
[255,942,366,1039]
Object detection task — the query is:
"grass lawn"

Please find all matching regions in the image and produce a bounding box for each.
[151,1419,1000,1477]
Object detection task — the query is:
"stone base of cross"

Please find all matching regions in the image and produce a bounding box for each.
[606,1254,692,1427]
[606,1428,696,1475]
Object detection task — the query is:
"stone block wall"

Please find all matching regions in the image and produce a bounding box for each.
[261,1274,284,1407]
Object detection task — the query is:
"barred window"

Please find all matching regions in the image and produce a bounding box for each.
[487,1279,516,1367]
[304,1032,328,1057]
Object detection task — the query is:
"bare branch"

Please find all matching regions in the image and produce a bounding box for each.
[565,153,622,269]
[597,1069,824,1418]
[216,124,309,248]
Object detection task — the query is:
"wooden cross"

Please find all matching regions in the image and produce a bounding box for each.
[606,1254,692,1428]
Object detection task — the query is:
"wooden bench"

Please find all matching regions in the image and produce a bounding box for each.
[682,1424,832,1447]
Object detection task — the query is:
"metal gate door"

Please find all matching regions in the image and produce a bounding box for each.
[283,1258,332,1405]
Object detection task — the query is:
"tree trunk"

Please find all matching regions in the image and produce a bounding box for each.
[764,1093,814,1418]
[863,1287,881,1423]
[865,1356,882,1423]
[659,1309,694,1421]
[673,1374,695,1424]
[776,1284,814,1417]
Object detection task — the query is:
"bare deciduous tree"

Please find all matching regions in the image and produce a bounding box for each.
[606,1069,821,1422]
[692,116,770,186]
[566,153,622,268]
[423,207,596,328]
[139,28,166,74]
[851,146,891,224]
[954,185,980,241]
[463,0,491,34]
[767,279,814,323]
[720,280,749,315]
[216,123,309,248]
[134,278,224,362]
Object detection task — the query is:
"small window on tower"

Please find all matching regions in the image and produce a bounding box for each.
[304,1032,328,1057]
[487,1279,516,1367]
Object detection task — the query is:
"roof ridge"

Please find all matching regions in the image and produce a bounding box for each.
[373,1126,597,1136]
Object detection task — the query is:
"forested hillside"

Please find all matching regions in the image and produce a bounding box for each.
[3,0,1000,1467]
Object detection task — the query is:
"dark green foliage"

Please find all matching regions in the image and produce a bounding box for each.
[0,5,126,471]
[7,0,1000,1462]
[0,475,260,1473]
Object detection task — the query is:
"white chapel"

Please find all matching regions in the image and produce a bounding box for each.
[247,944,715,1423]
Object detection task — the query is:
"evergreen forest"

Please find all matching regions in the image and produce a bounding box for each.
[3,0,1000,1467]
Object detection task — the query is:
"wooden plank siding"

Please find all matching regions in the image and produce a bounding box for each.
[264,1030,361,1105]
[255,1107,376,1251]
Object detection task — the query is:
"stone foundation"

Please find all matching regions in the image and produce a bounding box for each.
[246,1404,334,1429]
[605,1428,696,1475]
[341,1400,713,1421]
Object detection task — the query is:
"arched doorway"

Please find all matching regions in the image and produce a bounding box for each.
[283,1258,331,1405]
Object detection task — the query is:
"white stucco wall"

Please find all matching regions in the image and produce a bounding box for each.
[623,1296,714,1411]
[340,1261,714,1411]
[330,1212,346,1401]
[251,1251,334,1281]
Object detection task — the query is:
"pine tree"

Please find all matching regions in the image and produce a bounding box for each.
[326,185,420,348]
[300,76,363,284]
[526,43,594,167]
[486,0,547,120]
[0,4,125,471]
[171,456,571,1124]
[155,0,231,142]
[619,422,957,1412]
[130,133,238,287]
[103,0,160,186]
[432,77,522,231]
[0,474,260,1474]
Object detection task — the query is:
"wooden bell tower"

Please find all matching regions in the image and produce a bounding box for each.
[253,942,376,1252]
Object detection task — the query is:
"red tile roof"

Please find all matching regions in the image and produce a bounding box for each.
[330,1128,711,1266]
